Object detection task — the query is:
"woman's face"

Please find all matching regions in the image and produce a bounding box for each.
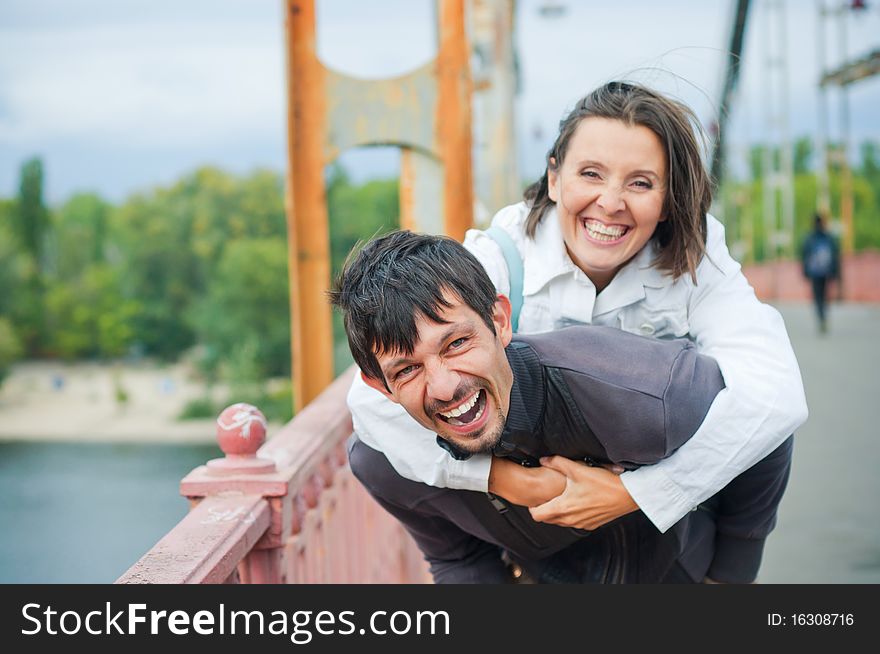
[548,116,668,291]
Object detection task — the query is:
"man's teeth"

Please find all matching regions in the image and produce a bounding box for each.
[440,391,480,418]
[583,220,627,241]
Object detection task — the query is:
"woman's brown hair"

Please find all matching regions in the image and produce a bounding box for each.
[523,81,712,282]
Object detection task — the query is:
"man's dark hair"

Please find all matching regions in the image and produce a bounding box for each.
[329,230,498,388]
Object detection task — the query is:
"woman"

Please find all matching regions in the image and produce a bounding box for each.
[347,81,807,581]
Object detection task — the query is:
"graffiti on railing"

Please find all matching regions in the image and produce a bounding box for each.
[201,506,259,525]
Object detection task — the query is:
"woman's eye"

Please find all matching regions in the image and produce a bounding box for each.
[581,170,600,179]
[632,179,652,189]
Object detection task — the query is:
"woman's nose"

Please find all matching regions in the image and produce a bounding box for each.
[596,186,625,214]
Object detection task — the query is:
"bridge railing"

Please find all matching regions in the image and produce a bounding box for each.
[116,367,430,584]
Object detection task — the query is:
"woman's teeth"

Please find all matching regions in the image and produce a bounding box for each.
[583,219,628,241]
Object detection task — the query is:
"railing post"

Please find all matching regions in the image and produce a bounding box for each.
[181,403,289,583]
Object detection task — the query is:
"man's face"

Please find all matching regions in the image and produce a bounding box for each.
[363,293,514,455]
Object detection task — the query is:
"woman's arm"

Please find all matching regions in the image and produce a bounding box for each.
[530,216,807,533]
[619,217,807,532]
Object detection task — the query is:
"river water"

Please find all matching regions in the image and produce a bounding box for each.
[1,306,877,583]
[0,441,220,583]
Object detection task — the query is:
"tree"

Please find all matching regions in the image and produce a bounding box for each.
[190,238,291,379]
[14,158,51,267]
[43,263,139,359]
[793,137,813,175]
[0,317,22,387]
[53,192,109,280]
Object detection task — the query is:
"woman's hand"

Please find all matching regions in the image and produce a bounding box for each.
[487,456,566,507]
[528,456,639,530]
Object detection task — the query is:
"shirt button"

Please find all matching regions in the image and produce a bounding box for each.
[639,323,656,335]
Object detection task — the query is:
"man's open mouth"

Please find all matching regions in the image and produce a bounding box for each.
[436,389,487,427]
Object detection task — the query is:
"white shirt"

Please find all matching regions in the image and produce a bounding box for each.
[347,202,808,532]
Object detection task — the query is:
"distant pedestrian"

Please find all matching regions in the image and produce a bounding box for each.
[801,213,840,334]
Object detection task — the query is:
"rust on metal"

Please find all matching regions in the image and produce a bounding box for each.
[285,0,333,409]
[437,0,474,241]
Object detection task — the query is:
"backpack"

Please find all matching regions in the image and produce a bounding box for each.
[805,237,834,278]
[485,226,524,331]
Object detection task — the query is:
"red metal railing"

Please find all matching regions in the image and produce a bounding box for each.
[116,367,430,584]
[742,251,880,302]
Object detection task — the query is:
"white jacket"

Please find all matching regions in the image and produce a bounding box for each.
[347,202,808,532]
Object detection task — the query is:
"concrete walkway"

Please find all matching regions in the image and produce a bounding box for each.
[759,302,880,583]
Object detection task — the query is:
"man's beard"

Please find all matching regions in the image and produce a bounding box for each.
[426,382,506,455]
[445,404,505,454]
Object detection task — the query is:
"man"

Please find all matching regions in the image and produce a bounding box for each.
[801,213,841,333]
[330,231,792,583]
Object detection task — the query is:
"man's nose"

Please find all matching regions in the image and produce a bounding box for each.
[425,362,460,402]
[596,185,625,214]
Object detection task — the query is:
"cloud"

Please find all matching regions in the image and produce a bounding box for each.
[0,23,284,147]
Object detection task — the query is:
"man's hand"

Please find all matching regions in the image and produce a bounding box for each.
[488,456,566,507]
[528,456,639,530]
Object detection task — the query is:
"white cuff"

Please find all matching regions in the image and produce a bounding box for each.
[620,465,696,533]
[446,454,492,493]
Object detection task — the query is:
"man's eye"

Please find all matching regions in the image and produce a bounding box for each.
[449,337,467,349]
[395,365,417,379]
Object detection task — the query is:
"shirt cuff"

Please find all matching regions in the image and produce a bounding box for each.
[620,465,696,533]
[445,453,492,493]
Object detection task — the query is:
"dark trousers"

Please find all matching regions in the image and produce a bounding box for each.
[349,437,696,584]
[811,276,828,324]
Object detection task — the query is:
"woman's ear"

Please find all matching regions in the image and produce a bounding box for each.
[361,370,396,402]
[547,157,559,203]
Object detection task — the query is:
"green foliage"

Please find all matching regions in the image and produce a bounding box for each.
[718,138,880,262]
[107,167,289,361]
[190,239,291,379]
[0,207,30,319]
[0,317,23,387]
[327,164,399,276]
[13,157,50,267]
[326,164,399,374]
[52,193,109,279]
[794,137,813,175]
[178,380,293,424]
[43,264,139,359]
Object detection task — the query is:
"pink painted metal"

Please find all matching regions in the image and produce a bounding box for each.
[741,251,880,302]
[117,367,431,584]
[207,403,276,475]
[116,494,271,584]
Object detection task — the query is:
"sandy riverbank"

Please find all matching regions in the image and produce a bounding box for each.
[0,360,282,444]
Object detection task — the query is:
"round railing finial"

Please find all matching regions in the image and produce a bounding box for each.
[206,403,276,475]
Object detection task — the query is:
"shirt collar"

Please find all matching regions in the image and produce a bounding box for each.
[522,206,579,296]
[593,240,672,316]
[520,205,674,314]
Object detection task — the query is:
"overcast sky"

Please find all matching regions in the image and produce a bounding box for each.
[1,0,878,204]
